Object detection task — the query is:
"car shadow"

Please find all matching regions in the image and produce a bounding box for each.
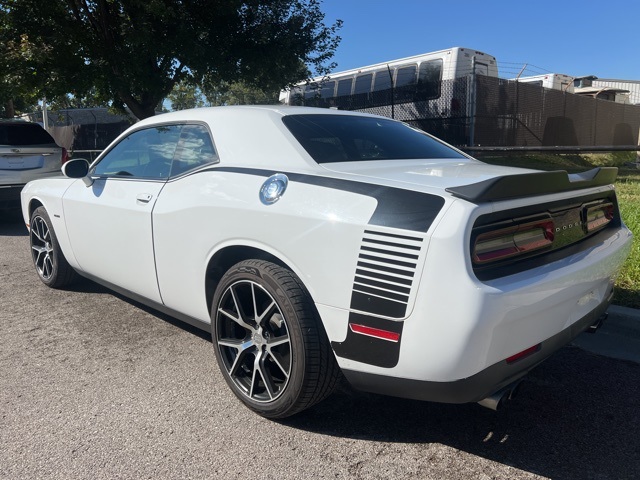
[283,346,639,479]
[0,210,28,236]
[67,278,212,342]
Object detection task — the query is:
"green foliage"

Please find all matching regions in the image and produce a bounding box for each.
[1,0,342,119]
[614,172,640,308]
[202,80,279,106]
[167,80,204,111]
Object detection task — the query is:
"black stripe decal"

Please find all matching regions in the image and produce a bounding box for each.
[354,276,412,294]
[359,254,416,269]
[352,284,410,302]
[362,238,422,250]
[351,292,408,318]
[210,167,444,232]
[363,230,424,242]
[357,261,415,277]
[360,245,420,259]
[331,313,403,368]
[355,269,413,286]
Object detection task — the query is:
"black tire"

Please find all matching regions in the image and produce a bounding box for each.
[211,259,340,418]
[29,206,77,288]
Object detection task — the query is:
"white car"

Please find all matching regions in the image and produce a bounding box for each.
[21,106,632,418]
[1,121,68,210]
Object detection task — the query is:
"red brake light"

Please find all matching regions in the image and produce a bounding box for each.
[61,147,70,165]
[585,203,614,233]
[473,219,554,265]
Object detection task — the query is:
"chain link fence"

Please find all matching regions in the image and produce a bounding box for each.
[293,76,640,149]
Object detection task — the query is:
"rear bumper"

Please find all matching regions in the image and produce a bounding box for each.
[342,288,612,404]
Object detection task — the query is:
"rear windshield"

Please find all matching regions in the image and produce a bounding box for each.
[282,114,465,164]
[0,123,57,146]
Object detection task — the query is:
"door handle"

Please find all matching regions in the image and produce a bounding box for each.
[136,193,153,204]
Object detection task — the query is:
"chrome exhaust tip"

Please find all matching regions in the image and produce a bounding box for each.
[477,380,522,411]
[586,312,608,333]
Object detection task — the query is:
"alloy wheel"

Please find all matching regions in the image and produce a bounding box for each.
[215,280,292,403]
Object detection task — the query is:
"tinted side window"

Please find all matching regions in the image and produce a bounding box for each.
[170,124,218,177]
[282,114,466,164]
[93,125,181,179]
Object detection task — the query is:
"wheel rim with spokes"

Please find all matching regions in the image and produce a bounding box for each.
[30,216,54,280]
[215,280,292,403]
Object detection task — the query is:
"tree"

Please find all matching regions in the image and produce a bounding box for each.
[202,80,280,106]
[1,0,342,120]
[167,80,204,111]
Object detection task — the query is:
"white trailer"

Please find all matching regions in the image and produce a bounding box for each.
[279,47,498,105]
[513,73,575,93]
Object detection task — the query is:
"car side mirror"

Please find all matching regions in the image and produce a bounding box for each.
[61,158,94,186]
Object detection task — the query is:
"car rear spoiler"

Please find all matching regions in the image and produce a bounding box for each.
[445,167,618,203]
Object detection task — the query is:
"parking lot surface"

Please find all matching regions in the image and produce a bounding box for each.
[2,212,639,480]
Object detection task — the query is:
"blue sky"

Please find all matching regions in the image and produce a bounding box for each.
[318,0,638,80]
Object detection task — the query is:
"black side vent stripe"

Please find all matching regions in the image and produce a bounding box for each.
[359,254,417,269]
[360,246,420,260]
[357,261,415,277]
[355,269,413,286]
[353,282,409,302]
[363,230,424,242]
[351,292,408,318]
[350,228,424,319]
[362,238,422,250]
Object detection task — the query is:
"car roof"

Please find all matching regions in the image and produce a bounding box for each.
[129,106,386,172]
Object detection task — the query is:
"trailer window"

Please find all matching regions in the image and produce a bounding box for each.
[373,70,393,91]
[417,60,442,99]
[320,81,336,98]
[337,78,353,96]
[395,66,417,87]
[353,74,373,95]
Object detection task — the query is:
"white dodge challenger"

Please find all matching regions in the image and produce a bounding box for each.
[21,106,632,418]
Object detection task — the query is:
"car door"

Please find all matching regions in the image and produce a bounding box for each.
[62,125,182,303]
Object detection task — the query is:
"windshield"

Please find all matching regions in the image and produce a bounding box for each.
[282,114,466,164]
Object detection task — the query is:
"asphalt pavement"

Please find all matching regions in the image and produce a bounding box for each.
[2,211,639,480]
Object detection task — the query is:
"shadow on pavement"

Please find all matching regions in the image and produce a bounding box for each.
[0,210,28,236]
[286,347,639,480]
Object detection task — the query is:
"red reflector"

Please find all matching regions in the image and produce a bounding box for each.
[506,344,541,364]
[349,324,400,342]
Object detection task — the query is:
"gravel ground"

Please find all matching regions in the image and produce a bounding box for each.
[1,211,639,480]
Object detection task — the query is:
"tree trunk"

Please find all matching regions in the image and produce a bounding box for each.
[3,99,15,119]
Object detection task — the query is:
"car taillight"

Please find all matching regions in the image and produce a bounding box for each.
[473,219,554,265]
[61,147,69,165]
[584,202,614,233]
